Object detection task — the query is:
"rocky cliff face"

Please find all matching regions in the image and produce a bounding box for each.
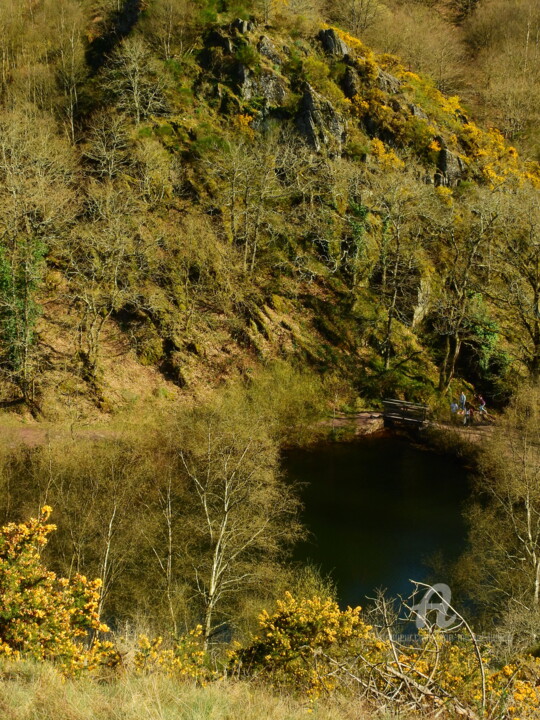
[318,28,349,57]
[8,13,529,418]
[195,19,478,189]
[435,147,466,187]
[295,83,346,153]
[236,65,287,105]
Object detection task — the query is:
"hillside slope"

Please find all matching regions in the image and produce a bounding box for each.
[1,1,538,418]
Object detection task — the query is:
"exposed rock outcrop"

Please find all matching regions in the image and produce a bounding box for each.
[342,66,362,99]
[231,18,255,34]
[362,115,396,144]
[408,103,428,120]
[236,65,287,104]
[296,83,346,153]
[318,28,349,56]
[205,29,233,53]
[377,69,401,94]
[435,148,466,187]
[257,35,283,65]
[251,106,292,133]
[219,87,242,115]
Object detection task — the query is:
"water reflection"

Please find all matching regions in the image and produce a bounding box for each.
[283,434,469,606]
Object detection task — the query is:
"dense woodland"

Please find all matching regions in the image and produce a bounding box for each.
[3,1,540,718]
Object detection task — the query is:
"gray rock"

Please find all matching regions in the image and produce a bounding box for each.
[231,18,255,34]
[257,35,282,65]
[236,65,287,104]
[251,105,292,133]
[296,83,346,153]
[206,30,233,54]
[408,103,428,120]
[434,148,465,187]
[377,69,401,94]
[318,28,349,57]
[342,66,362,99]
[363,114,395,144]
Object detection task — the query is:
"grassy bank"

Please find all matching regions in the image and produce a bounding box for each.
[0,665,387,720]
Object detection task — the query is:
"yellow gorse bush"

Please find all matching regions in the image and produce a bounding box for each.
[2,506,540,717]
[236,113,255,138]
[133,625,213,683]
[316,23,540,193]
[0,507,119,674]
[230,592,387,697]
[370,138,405,170]
[231,592,540,717]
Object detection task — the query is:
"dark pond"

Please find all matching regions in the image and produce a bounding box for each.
[283,433,470,606]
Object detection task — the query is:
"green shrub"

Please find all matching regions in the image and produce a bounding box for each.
[235,43,260,69]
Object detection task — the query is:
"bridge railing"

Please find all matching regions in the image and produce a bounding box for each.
[382,399,429,427]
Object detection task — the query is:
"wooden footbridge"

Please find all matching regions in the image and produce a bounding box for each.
[382,399,429,428]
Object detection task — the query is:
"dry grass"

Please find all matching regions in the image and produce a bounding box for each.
[0,663,412,720]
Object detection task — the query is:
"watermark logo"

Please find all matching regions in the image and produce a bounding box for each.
[411,583,456,630]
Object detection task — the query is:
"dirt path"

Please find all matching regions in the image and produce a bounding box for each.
[430,420,494,442]
[0,421,119,449]
[0,411,494,450]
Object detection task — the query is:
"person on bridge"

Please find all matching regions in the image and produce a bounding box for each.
[450,400,459,424]
[459,391,467,411]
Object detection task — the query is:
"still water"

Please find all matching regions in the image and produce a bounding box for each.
[283,434,470,606]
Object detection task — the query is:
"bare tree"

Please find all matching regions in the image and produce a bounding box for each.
[464,0,540,148]
[62,184,138,379]
[142,0,197,60]
[54,2,86,143]
[458,383,540,637]
[176,398,301,647]
[329,0,381,36]
[18,437,147,622]
[0,108,76,402]
[106,37,168,124]
[492,188,540,376]
[207,137,286,273]
[427,187,501,392]
[366,170,429,370]
[84,112,131,181]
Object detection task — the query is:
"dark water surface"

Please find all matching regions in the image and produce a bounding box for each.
[283,434,470,606]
